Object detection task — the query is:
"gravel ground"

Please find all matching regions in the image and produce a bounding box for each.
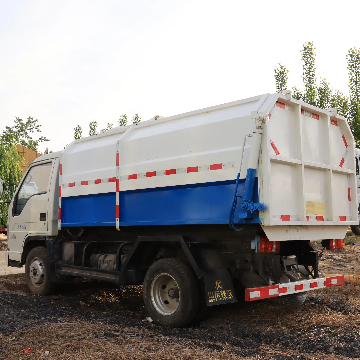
[0,241,359,359]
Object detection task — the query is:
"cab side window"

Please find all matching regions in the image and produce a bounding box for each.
[356,157,359,176]
[14,162,52,216]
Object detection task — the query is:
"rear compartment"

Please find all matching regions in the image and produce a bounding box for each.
[58,93,357,241]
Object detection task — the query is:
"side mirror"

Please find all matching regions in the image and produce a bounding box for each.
[0,178,3,196]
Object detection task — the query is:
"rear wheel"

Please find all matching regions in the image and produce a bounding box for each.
[25,246,56,295]
[143,258,199,327]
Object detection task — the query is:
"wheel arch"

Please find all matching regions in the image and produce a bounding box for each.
[21,236,47,265]
[122,236,203,281]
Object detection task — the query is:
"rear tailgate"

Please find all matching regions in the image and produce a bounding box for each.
[259,95,357,241]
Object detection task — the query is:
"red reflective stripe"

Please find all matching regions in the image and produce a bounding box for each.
[316,216,324,221]
[165,169,176,175]
[59,186,61,197]
[312,113,319,120]
[342,135,348,148]
[325,276,345,287]
[58,208,61,220]
[281,215,290,221]
[271,141,280,155]
[306,216,309,221]
[295,284,303,291]
[244,285,278,301]
[279,287,287,294]
[301,109,305,115]
[310,282,318,289]
[81,181,88,185]
[210,163,223,170]
[68,182,75,187]
[276,101,285,109]
[187,166,198,173]
[348,188,351,201]
[339,158,345,168]
[95,179,102,184]
[116,179,119,192]
[116,205,119,219]
[339,216,346,221]
[331,120,338,126]
[128,174,137,180]
[108,177,116,182]
[146,171,156,177]
[116,153,119,166]
[60,164,62,175]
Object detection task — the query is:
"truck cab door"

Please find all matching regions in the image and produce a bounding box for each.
[8,161,53,262]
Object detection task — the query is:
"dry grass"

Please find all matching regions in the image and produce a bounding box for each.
[0,321,246,360]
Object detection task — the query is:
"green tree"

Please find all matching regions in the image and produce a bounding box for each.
[301,42,317,106]
[118,114,127,126]
[274,63,289,93]
[347,48,360,145]
[132,114,141,124]
[106,123,113,130]
[317,78,332,109]
[330,90,349,118]
[74,125,82,140]
[89,121,98,136]
[1,117,49,152]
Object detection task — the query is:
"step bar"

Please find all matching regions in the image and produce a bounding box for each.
[245,275,345,301]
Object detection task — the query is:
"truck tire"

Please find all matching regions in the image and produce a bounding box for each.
[25,246,56,295]
[351,225,360,236]
[143,258,199,327]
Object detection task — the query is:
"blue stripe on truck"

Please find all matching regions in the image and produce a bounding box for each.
[61,179,259,227]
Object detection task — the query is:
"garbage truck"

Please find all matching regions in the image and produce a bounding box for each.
[4,91,356,327]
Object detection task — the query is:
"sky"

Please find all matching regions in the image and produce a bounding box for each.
[0,0,359,153]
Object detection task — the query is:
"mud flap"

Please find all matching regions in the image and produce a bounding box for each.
[191,248,237,306]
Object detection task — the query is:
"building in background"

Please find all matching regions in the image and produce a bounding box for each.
[15,145,42,174]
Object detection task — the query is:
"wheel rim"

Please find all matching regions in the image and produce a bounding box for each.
[29,257,45,287]
[150,273,180,316]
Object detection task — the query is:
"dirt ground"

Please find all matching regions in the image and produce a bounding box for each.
[0,238,360,359]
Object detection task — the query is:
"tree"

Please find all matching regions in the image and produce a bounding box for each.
[330,90,349,118]
[106,123,113,130]
[317,78,332,109]
[1,117,49,152]
[301,42,317,106]
[274,63,289,93]
[89,121,98,136]
[132,114,141,124]
[0,117,48,225]
[118,114,127,126]
[74,125,82,140]
[347,48,360,145]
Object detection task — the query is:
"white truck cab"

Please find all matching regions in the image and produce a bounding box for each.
[7,152,60,264]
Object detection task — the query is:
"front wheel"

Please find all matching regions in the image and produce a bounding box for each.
[25,246,56,295]
[143,258,199,327]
